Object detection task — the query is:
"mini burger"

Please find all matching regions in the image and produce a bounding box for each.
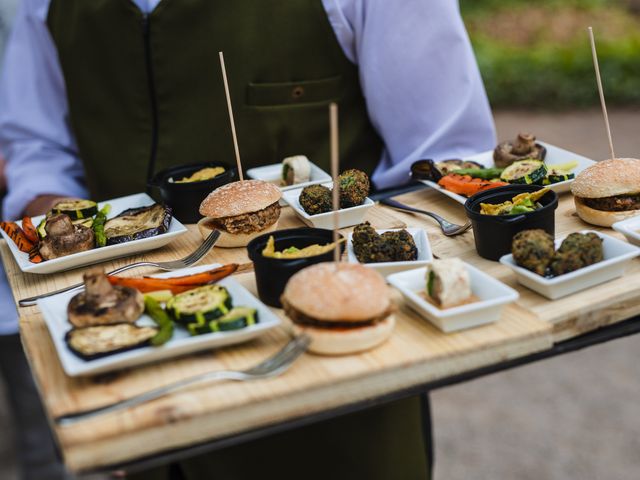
[281,262,395,355]
[198,180,282,247]
[571,158,640,227]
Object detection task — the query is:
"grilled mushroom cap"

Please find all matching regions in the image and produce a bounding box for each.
[39,214,95,260]
[67,269,144,328]
[493,133,547,168]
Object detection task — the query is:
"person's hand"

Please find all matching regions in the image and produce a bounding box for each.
[23,195,67,217]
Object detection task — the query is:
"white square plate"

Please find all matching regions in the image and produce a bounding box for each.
[419,141,596,205]
[281,182,374,229]
[1,193,188,274]
[612,215,640,246]
[37,264,281,377]
[499,230,640,300]
[388,263,518,333]
[346,228,433,277]
[247,161,332,205]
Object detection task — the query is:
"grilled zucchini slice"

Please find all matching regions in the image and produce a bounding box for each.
[500,160,547,185]
[72,217,94,229]
[167,285,232,325]
[52,199,98,220]
[187,307,258,336]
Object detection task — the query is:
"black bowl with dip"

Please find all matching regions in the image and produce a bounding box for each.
[247,228,345,308]
[465,184,558,261]
[148,162,237,223]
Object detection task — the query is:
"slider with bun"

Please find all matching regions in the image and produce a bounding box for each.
[281,262,395,355]
[571,158,640,227]
[198,180,282,247]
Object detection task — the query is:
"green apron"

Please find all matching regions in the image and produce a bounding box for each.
[47,0,383,202]
[47,1,429,478]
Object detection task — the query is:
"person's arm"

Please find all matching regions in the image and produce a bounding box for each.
[322,0,497,189]
[0,0,88,220]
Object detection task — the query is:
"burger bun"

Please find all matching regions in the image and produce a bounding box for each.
[289,314,395,356]
[574,196,640,227]
[199,180,281,219]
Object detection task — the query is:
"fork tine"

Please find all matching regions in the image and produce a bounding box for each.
[180,230,220,266]
[247,335,310,375]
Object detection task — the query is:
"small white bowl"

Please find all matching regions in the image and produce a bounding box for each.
[346,228,433,277]
[499,230,640,300]
[281,182,375,229]
[247,162,332,206]
[388,263,519,333]
[612,215,640,247]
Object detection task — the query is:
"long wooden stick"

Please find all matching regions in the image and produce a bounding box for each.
[330,103,340,267]
[219,52,244,180]
[588,27,616,160]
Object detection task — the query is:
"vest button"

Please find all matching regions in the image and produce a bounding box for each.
[292,86,305,100]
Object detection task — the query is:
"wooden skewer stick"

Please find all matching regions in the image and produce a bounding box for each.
[588,27,616,160]
[219,51,244,180]
[330,103,340,267]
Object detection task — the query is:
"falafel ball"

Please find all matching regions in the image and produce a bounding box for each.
[511,229,555,276]
[338,169,370,208]
[380,230,418,261]
[352,222,418,263]
[299,184,332,216]
[549,232,603,276]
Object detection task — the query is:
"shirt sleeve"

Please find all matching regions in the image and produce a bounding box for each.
[322,0,497,189]
[0,0,87,221]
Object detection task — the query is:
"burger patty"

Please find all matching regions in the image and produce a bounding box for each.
[212,202,281,234]
[582,195,640,212]
[281,298,392,329]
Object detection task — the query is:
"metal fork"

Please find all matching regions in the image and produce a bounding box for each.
[55,334,311,426]
[379,198,471,237]
[18,230,221,307]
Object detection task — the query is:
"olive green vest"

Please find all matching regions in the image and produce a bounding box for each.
[47,0,383,201]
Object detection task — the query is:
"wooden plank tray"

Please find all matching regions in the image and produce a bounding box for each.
[4,190,640,471]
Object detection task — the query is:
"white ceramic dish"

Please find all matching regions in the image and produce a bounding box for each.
[281,182,374,229]
[388,263,518,333]
[247,161,332,205]
[419,141,596,205]
[346,228,433,277]
[37,264,281,377]
[1,193,188,275]
[499,230,640,300]
[612,215,640,247]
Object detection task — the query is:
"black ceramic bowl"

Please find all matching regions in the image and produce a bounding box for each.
[148,162,237,223]
[464,185,558,261]
[247,228,346,308]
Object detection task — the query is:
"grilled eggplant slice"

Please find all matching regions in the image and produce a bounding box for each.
[104,204,172,245]
[66,324,158,360]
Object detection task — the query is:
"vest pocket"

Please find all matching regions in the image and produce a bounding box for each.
[246,76,343,107]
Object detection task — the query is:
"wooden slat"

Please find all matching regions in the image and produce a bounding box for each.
[7,192,640,472]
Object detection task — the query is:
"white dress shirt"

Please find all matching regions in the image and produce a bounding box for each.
[0,0,496,334]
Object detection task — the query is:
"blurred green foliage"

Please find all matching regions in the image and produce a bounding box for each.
[460,0,640,108]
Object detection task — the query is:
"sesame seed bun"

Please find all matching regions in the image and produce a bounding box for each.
[199,180,281,219]
[574,196,640,227]
[571,158,640,199]
[289,314,395,356]
[282,262,391,323]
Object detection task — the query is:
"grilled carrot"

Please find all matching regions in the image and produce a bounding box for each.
[28,248,43,263]
[142,264,238,285]
[21,217,39,244]
[1,221,35,253]
[109,264,238,293]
